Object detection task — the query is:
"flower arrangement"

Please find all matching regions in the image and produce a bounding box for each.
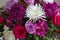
[0,0,60,40]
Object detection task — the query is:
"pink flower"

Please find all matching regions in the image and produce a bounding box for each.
[52,8,60,26]
[0,14,4,24]
[34,19,48,37]
[24,0,34,5]
[13,24,27,38]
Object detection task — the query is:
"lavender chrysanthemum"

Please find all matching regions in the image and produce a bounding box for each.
[6,3,25,27]
[43,2,58,19]
[25,20,37,34]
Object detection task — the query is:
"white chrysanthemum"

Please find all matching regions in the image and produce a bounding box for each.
[26,4,45,20]
[43,0,54,4]
[3,25,15,40]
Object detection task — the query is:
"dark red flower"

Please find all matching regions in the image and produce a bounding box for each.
[0,14,4,24]
[13,24,27,38]
[58,30,60,34]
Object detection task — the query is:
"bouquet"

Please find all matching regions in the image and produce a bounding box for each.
[0,0,60,40]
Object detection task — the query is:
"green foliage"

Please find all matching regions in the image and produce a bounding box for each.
[34,36,40,40]
[1,11,7,18]
[0,24,4,32]
[21,18,29,25]
[25,33,33,40]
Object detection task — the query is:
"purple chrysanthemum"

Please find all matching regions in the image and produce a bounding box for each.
[6,3,25,27]
[43,2,58,19]
[25,19,48,37]
[4,0,18,11]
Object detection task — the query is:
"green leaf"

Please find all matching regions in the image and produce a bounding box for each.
[25,34,32,40]
[34,36,39,40]
[44,36,51,40]
[1,11,7,18]
[0,24,4,32]
[21,18,29,25]
[50,23,58,31]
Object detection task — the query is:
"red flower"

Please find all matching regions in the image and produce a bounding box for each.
[52,8,60,26]
[58,30,60,34]
[13,24,27,38]
[0,14,4,24]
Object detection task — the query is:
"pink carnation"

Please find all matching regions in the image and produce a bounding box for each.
[34,19,48,37]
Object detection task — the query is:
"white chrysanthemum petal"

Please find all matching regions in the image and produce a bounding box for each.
[26,4,46,20]
[43,0,54,4]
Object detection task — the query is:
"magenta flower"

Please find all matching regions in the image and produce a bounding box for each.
[4,0,18,11]
[43,2,58,19]
[25,20,37,34]
[24,0,34,5]
[6,3,25,27]
[34,19,48,37]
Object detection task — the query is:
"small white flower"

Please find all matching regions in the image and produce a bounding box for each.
[43,0,54,4]
[3,31,15,40]
[3,25,15,40]
[26,4,45,21]
[0,37,3,40]
[4,25,9,31]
